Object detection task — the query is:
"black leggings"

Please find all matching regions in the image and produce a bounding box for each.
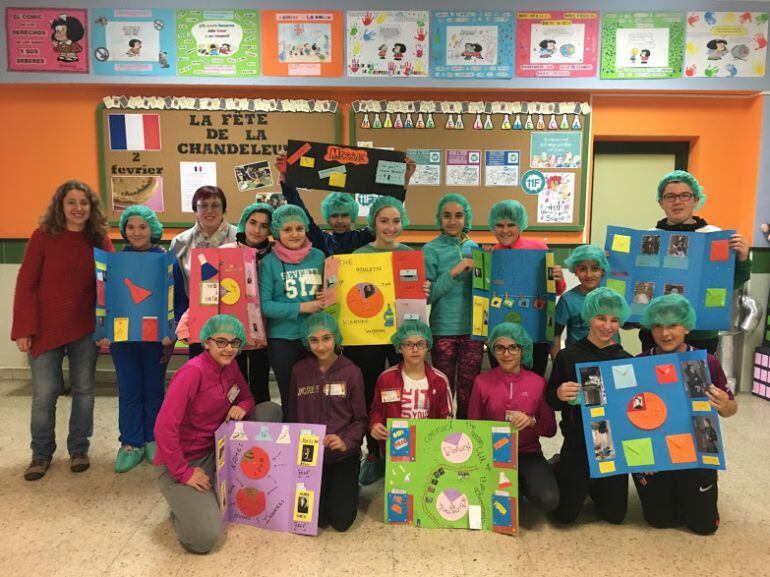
[236,347,271,404]
[319,455,361,532]
[519,453,559,513]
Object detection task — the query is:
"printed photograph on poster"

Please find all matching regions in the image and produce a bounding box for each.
[641,234,661,255]
[681,359,710,398]
[537,172,575,224]
[668,235,689,257]
[6,8,89,72]
[261,12,343,77]
[633,281,655,304]
[180,161,217,213]
[664,283,685,295]
[111,176,164,213]
[255,191,287,210]
[530,132,582,168]
[579,366,606,406]
[684,12,768,78]
[406,149,441,186]
[235,161,273,192]
[346,11,429,77]
[445,150,481,187]
[515,12,599,77]
[693,415,720,453]
[485,150,520,186]
[591,420,615,460]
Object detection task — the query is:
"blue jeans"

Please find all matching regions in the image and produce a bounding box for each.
[28,333,99,460]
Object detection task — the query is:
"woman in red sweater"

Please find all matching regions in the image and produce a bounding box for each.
[12,180,114,481]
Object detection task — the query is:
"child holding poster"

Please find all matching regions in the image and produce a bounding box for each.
[288,313,367,532]
[423,193,483,419]
[635,294,737,534]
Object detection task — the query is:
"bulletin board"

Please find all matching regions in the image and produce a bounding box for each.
[97,95,340,226]
[351,99,591,231]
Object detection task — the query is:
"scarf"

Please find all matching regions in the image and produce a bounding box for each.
[273,238,313,264]
[235,233,273,261]
[192,219,231,248]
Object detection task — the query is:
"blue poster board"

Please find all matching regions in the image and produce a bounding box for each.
[576,349,726,478]
[603,226,736,330]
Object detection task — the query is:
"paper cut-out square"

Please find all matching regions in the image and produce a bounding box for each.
[518,297,531,308]
[590,407,605,418]
[329,171,346,187]
[606,278,626,297]
[691,400,712,412]
[598,461,616,474]
[702,455,720,466]
[705,288,727,308]
[655,363,677,384]
[611,234,631,253]
[300,156,315,168]
[491,296,502,308]
[622,438,654,467]
[710,239,729,262]
[612,364,637,389]
[666,434,697,464]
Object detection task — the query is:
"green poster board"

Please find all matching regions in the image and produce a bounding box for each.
[385,419,519,534]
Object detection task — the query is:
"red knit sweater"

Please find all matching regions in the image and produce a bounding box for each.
[12,228,114,357]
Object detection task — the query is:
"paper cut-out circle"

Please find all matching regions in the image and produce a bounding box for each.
[220,277,241,305]
[440,432,473,464]
[240,446,270,479]
[626,392,668,430]
[436,488,469,521]
[236,487,266,517]
[346,283,384,318]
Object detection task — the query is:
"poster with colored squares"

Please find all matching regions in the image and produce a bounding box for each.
[601,12,685,79]
[94,249,175,342]
[324,252,427,346]
[175,9,259,76]
[6,7,89,72]
[215,421,326,536]
[684,11,768,78]
[346,10,429,77]
[576,349,726,478]
[431,11,515,79]
[515,11,600,78]
[91,9,176,76]
[188,248,266,346]
[385,419,518,533]
[470,249,557,343]
[603,226,736,330]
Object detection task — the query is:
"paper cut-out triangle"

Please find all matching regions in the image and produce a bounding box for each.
[498,471,512,489]
[124,278,152,304]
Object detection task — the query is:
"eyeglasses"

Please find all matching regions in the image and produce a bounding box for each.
[400,340,429,350]
[493,344,523,355]
[197,202,223,212]
[661,192,694,203]
[207,337,242,349]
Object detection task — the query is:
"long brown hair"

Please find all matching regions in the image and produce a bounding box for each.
[40,180,109,247]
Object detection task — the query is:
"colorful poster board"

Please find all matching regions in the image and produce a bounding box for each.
[188,247,266,346]
[471,248,557,343]
[346,10,429,77]
[385,418,518,533]
[431,11,514,79]
[91,9,176,76]
[603,226,736,330]
[175,9,259,76]
[515,11,600,78]
[94,249,175,342]
[6,8,88,72]
[285,140,407,199]
[576,349,726,478]
[751,345,770,401]
[215,421,326,536]
[324,252,426,346]
[260,10,344,77]
[684,11,768,78]
[601,12,685,79]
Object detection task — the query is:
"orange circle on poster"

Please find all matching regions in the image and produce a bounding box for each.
[346,283,384,318]
[626,392,667,430]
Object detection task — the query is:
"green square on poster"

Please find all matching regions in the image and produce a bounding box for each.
[606,278,626,297]
[704,288,727,308]
[622,438,655,467]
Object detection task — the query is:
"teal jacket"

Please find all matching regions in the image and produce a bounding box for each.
[423,233,479,336]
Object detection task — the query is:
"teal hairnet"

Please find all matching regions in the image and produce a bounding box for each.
[237,202,273,235]
[641,294,697,330]
[367,195,410,230]
[300,312,342,350]
[564,244,610,273]
[488,200,529,232]
[436,193,472,233]
[270,204,310,239]
[488,322,534,369]
[581,287,631,324]
[391,319,433,349]
[321,192,359,223]
[119,205,163,244]
[200,314,246,352]
[657,170,707,209]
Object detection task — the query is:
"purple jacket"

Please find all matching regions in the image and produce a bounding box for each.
[288,354,367,464]
[468,366,557,455]
[154,352,255,483]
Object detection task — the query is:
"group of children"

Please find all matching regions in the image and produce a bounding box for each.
[12,165,746,553]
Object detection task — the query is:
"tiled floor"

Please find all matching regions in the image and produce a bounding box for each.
[1,378,768,577]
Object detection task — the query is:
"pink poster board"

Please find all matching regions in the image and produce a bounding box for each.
[6,7,89,72]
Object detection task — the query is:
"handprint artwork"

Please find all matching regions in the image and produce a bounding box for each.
[346,11,429,76]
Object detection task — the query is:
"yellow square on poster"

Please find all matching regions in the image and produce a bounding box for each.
[472,295,489,337]
[702,455,720,466]
[300,156,315,168]
[329,171,346,187]
[598,461,616,474]
[590,407,605,418]
[114,317,129,342]
[293,486,314,522]
[611,234,631,253]
[691,400,712,412]
[297,433,320,467]
[545,252,556,294]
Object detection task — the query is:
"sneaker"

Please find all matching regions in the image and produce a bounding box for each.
[144,441,157,464]
[24,459,51,481]
[70,452,90,473]
[359,455,385,486]
[114,445,145,473]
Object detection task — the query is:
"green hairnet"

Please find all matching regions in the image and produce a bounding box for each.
[581,287,631,324]
[321,192,359,223]
[119,205,163,244]
[488,200,529,232]
[391,319,433,349]
[237,202,273,235]
[300,312,342,350]
[564,244,610,273]
[367,195,410,230]
[436,193,472,234]
[200,314,246,352]
[270,204,310,239]
[657,170,707,209]
[488,322,534,369]
[641,294,697,330]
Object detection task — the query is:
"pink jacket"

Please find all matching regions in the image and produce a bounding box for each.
[154,352,255,483]
[468,366,556,455]
[493,237,567,295]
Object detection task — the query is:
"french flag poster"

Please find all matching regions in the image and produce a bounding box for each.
[108,114,161,151]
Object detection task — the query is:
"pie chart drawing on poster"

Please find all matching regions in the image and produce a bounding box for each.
[220,277,241,305]
[346,283,384,318]
[627,392,667,430]
[436,488,469,521]
[440,432,473,464]
[236,487,266,517]
[240,446,270,479]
